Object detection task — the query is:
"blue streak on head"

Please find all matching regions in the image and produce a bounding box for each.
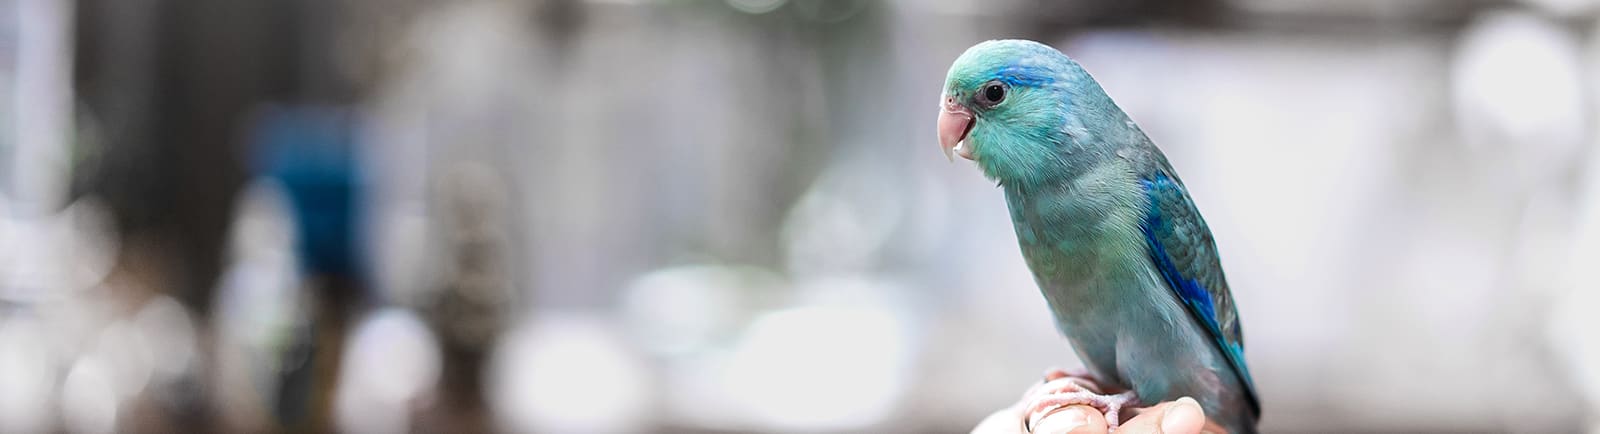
[995,63,1057,88]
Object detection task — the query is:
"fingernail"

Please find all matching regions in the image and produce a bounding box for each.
[1160,397,1204,434]
[1032,406,1090,433]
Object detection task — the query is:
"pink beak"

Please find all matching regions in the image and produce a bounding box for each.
[938,95,976,161]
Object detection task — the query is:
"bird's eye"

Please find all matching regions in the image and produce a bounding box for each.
[976,81,1006,107]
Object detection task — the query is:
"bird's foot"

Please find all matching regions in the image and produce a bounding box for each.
[1022,373,1139,433]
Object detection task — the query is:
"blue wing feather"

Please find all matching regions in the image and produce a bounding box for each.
[1139,174,1259,415]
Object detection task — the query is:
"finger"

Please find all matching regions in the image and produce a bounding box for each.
[1117,397,1206,434]
[1031,405,1107,434]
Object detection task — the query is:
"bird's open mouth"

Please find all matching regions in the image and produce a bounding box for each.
[938,97,976,161]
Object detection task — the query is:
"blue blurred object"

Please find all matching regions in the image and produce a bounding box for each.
[247,106,370,430]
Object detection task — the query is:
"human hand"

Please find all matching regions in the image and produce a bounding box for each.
[972,375,1221,434]
[974,398,1213,434]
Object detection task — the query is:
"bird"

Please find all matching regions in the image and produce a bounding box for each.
[937,40,1259,433]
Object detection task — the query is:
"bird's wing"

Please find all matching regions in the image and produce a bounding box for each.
[1139,171,1260,415]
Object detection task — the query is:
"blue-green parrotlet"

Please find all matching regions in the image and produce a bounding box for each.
[938,40,1259,433]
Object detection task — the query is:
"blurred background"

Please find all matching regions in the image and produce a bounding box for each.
[0,0,1598,432]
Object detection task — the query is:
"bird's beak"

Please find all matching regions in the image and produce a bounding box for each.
[938,96,976,162]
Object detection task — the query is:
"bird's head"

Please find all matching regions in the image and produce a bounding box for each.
[938,40,1115,185]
